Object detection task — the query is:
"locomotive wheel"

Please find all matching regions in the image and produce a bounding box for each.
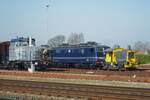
[103,63,111,70]
[117,64,125,71]
[95,65,102,70]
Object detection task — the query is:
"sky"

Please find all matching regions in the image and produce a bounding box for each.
[0,0,150,47]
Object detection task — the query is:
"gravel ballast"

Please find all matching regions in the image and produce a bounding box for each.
[0,75,149,89]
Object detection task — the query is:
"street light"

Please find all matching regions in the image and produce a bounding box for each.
[46,4,49,33]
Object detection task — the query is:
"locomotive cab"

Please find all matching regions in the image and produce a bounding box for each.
[124,50,136,69]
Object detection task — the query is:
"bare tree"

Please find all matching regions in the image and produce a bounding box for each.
[145,42,150,55]
[134,41,150,55]
[67,32,85,44]
[79,32,85,43]
[134,41,145,51]
[67,32,77,44]
[113,44,120,48]
[48,35,66,48]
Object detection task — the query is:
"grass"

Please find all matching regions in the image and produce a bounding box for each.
[135,54,150,64]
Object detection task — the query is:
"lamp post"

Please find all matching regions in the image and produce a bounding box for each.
[46,4,49,33]
[29,37,35,73]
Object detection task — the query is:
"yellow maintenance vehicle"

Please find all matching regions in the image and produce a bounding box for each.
[104,48,137,70]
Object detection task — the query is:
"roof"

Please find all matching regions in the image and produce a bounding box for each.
[53,44,110,49]
[104,48,124,52]
[0,41,10,45]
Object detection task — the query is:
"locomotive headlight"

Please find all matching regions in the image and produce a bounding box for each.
[35,62,38,65]
[86,58,89,62]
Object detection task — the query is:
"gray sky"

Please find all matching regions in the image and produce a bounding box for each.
[0,0,150,47]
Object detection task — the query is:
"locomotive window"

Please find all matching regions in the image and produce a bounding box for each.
[98,52,104,57]
[116,51,126,60]
[128,52,134,59]
[81,49,84,54]
[56,49,61,54]
[116,52,122,59]
[90,48,94,53]
[68,49,71,53]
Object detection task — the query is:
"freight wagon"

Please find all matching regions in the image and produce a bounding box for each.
[0,41,10,67]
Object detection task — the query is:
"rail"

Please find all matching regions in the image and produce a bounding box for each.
[0,79,150,100]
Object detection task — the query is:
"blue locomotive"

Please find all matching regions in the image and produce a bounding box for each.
[48,42,110,68]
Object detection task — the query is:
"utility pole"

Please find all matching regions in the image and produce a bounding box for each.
[46,4,49,33]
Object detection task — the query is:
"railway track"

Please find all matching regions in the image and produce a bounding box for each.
[0,79,150,100]
[0,70,150,83]
[0,69,150,83]
[48,67,150,76]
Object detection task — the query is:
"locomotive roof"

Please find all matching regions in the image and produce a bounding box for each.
[52,44,110,49]
[104,48,134,52]
[10,37,35,42]
[0,41,10,44]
